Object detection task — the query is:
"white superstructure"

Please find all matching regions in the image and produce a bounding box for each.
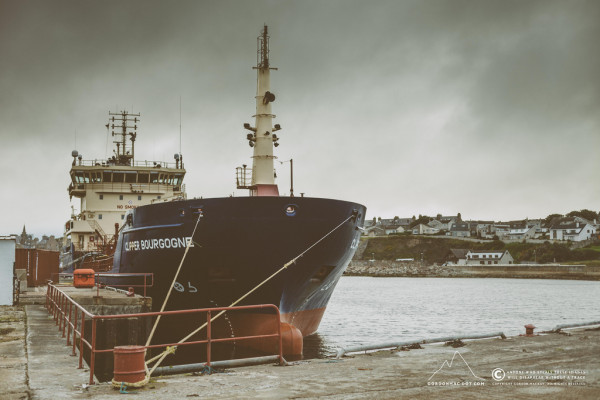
[64,111,186,260]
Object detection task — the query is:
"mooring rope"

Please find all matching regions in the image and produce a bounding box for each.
[145,213,355,376]
[145,213,203,348]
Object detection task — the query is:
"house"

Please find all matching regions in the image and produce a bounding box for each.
[364,226,386,237]
[395,218,413,228]
[448,222,470,237]
[432,214,458,231]
[446,249,469,265]
[549,218,597,241]
[505,225,537,240]
[492,223,511,239]
[412,224,439,235]
[428,219,445,230]
[465,250,514,265]
[472,221,495,238]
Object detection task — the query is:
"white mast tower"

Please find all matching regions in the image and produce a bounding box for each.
[238,25,282,196]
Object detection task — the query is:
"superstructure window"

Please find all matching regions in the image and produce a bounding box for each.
[113,172,124,183]
[125,172,137,183]
[121,215,125,220]
[138,173,149,183]
[138,195,142,201]
[119,195,123,200]
[99,194,103,200]
[98,214,102,220]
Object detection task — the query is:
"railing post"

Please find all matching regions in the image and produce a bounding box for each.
[45,285,50,310]
[72,308,78,356]
[79,313,85,369]
[90,318,97,385]
[61,296,68,337]
[277,307,283,365]
[53,291,58,322]
[206,310,211,370]
[66,301,72,344]
[60,294,66,332]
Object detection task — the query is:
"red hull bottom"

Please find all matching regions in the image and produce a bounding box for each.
[221,307,326,358]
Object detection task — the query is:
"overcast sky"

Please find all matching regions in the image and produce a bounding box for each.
[1,0,598,237]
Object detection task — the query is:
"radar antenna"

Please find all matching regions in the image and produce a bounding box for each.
[108,110,140,166]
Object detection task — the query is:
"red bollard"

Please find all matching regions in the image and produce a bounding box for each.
[523,324,536,336]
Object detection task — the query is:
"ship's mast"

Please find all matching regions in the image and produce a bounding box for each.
[109,110,140,166]
[242,25,282,196]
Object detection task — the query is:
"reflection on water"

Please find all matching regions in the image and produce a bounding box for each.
[304,276,600,358]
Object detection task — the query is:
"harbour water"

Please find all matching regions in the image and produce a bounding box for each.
[305,276,600,358]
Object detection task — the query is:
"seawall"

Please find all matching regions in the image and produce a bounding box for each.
[346,260,600,281]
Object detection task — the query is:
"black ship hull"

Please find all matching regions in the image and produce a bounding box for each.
[110,196,365,358]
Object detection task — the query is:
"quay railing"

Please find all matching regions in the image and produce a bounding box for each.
[45,283,284,385]
[51,272,154,298]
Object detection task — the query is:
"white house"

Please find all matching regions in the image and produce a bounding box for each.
[465,250,514,265]
[412,224,439,235]
[549,218,597,241]
[506,225,537,240]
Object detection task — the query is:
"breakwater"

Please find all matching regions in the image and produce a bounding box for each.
[345,260,600,280]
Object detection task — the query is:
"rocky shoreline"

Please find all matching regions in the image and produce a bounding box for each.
[346,260,459,277]
[346,260,600,280]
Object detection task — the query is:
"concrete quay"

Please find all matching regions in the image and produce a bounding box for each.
[1,304,598,399]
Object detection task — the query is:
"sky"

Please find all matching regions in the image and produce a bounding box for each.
[0,0,598,237]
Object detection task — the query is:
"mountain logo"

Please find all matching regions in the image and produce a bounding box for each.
[428,351,485,381]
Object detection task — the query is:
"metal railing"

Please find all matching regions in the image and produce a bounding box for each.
[51,272,154,297]
[73,159,182,169]
[45,283,284,385]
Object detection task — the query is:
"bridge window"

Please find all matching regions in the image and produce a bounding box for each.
[150,172,159,184]
[113,172,124,183]
[139,173,149,183]
[103,171,112,182]
[125,172,137,183]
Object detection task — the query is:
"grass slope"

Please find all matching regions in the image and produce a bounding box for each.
[361,235,600,264]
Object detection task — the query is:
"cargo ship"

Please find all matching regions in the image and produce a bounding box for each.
[110,25,366,360]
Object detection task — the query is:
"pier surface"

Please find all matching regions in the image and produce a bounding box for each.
[1,304,598,399]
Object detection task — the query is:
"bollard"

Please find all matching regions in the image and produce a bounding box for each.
[523,324,536,336]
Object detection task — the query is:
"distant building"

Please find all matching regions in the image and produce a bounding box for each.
[412,224,439,235]
[364,226,386,237]
[465,250,514,265]
[505,225,537,240]
[549,218,597,241]
[448,222,470,237]
[446,249,469,265]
